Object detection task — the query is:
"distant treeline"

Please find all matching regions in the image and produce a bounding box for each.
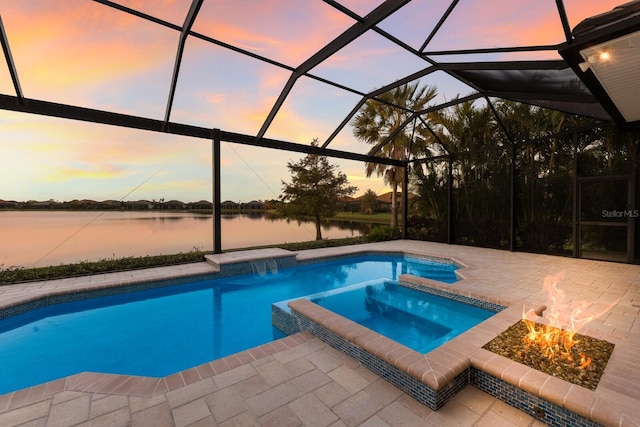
[0,193,402,214]
[0,199,279,211]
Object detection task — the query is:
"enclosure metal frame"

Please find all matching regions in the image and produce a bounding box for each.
[0,0,637,259]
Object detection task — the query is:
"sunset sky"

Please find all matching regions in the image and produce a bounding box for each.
[0,0,624,203]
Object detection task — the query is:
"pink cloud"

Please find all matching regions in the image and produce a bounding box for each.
[563,0,625,30]
[192,1,354,66]
[514,0,626,47]
[424,0,625,51]
[205,93,227,105]
[112,0,194,25]
[2,1,176,96]
[46,164,129,182]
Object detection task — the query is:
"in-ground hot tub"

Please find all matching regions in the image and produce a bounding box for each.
[274,279,505,410]
[279,279,495,354]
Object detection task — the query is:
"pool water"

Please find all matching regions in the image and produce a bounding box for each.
[310,280,494,354]
[0,254,457,394]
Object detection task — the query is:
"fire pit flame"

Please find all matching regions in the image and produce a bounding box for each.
[521,272,618,370]
[579,354,592,369]
[522,316,589,368]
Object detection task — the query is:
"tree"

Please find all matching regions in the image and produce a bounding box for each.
[279,140,357,240]
[352,82,438,227]
[361,189,378,214]
[427,100,499,225]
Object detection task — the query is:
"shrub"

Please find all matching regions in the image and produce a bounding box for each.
[0,249,205,285]
[366,225,402,242]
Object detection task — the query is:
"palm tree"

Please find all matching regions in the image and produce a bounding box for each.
[427,101,497,223]
[352,82,438,227]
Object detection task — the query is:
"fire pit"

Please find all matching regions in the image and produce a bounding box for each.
[483,319,615,391]
[483,272,617,390]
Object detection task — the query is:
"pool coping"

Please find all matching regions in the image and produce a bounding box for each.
[0,242,639,426]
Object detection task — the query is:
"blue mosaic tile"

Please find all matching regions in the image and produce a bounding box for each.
[217,255,297,277]
[399,280,506,313]
[288,309,467,410]
[295,251,457,268]
[470,368,602,427]
[272,304,300,336]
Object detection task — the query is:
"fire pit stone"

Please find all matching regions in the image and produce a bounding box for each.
[466,302,640,426]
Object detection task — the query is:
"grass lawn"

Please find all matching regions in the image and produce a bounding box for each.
[332,212,393,223]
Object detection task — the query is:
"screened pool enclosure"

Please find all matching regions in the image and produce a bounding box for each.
[1,0,640,263]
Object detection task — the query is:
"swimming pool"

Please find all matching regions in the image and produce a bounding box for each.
[0,254,458,394]
[308,279,494,354]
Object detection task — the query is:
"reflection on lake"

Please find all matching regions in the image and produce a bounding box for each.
[0,211,371,268]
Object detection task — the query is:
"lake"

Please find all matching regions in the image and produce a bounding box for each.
[0,211,370,268]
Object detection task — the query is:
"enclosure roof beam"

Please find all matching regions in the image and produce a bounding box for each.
[437,60,568,71]
[485,96,515,146]
[555,0,573,44]
[418,116,450,155]
[415,92,484,116]
[324,0,435,71]
[367,92,483,158]
[422,44,560,56]
[369,66,439,98]
[0,15,24,103]
[321,98,368,150]
[489,91,595,103]
[163,0,204,130]
[0,94,404,167]
[321,65,439,150]
[419,0,461,52]
[94,0,371,100]
[256,0,411,141]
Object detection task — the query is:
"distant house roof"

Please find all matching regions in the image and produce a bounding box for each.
[340,196,358,202]
[375,192,418,203]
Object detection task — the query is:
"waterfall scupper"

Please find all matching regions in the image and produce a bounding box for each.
[205,248,297,277]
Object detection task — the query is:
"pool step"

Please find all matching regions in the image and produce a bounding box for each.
[405,267,458,283]
[361,285,482,327]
